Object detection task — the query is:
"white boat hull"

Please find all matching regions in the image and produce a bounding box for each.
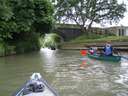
[13,73,58,96]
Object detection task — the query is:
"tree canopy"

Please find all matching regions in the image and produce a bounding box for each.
[54,0,126,32]
[0,0,54,41]
[0,0,54,54]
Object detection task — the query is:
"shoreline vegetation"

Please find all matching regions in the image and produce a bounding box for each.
[0,0,54,57]
[1,35,128,57]
[0,43,15,56]
[70,35,128,43]
[0,33,128,56]
[0,0,127,57]
[60,35,128,50]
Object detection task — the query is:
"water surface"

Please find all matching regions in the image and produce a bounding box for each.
[0,49,128,96]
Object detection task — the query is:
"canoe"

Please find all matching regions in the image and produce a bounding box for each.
[87,53,121,62]
[13,73,59,96]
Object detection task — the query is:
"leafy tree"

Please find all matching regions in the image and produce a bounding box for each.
[0,0,54,53]
[0,0,13,41]
[54,0,126,32]
[9,0,54,36]
[0,0,54,39]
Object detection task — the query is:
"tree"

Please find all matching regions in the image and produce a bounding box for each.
[54,0,126,32]
[9,0,54,35]
[0,0,54,40]
[0,0,13,41]
[0,0,54,53]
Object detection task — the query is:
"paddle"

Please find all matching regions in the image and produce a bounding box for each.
[113,48,120,55]
[113,48,128,60]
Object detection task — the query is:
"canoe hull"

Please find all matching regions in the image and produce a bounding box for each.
[87,53,121,62]
[13,73,59,96]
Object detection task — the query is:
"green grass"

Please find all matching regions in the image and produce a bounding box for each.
[0,42,16,56]
[0,43,5,56]
[70,34,128,43]
[39,33,62,48]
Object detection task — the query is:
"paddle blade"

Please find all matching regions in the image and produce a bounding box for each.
[80,50,87,56]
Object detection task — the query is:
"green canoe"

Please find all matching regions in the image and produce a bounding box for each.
[87,53,121,62]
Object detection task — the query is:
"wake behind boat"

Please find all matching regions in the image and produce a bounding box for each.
[13,73,59,96]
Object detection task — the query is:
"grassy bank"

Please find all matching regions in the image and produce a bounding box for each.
[0,43,4,56]
[0,42,16,56]
[0,33,40,56]
[70,34,128,43]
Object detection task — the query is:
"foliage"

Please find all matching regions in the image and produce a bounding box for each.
[0,42,5,56]
[0,0,13,40]
[40,33,62,48]
[14,33,40,53]
[70,35,128,43]
[0,0,54,40]
[0,0,54,54]
[0,41,15,56]
[54,0,126,32]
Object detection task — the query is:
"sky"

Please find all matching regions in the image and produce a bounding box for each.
[91,0,128,27]
[117,0,128,26]
[61,0,128,27]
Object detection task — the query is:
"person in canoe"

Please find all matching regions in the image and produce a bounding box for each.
[88,47,97,55]
[103,41,113,56]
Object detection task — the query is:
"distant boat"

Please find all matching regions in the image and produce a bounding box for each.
[87,53,121,62]
[47,46,56,50]
[50,47,56,50]
[13,73,59,96]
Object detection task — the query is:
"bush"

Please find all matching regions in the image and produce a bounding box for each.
[0,43,5,56]
[70,35,128,43]
[14,33,40,54]
[0,41,16,56]
[0,0,54,55]
[40,33,62,49]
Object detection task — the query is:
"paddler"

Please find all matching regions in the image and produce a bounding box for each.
[103,41,113,56]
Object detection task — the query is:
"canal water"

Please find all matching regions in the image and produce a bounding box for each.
[0,49,128,96]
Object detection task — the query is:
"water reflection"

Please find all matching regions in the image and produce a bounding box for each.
[0,50,128,96]
[115,61,128,87]
[40,48,57,58]
[40,48,57,72]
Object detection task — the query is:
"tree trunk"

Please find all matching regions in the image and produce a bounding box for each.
[80,25,86,33]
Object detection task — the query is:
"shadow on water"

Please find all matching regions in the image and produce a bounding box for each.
[0,49,128,96]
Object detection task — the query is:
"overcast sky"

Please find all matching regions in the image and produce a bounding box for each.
[63,0,128,27]
[91,0,128,27]
[117,0,128,26]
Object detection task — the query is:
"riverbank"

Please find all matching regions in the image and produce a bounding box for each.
[60,42,128,50]
[60,35,128,50]
[0,44,16,57]
[70,35,128,43]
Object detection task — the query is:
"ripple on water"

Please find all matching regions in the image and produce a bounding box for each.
[0,50,128,96]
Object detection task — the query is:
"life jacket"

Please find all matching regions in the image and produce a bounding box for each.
[104,45,112,56]
[89,49,94,54]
